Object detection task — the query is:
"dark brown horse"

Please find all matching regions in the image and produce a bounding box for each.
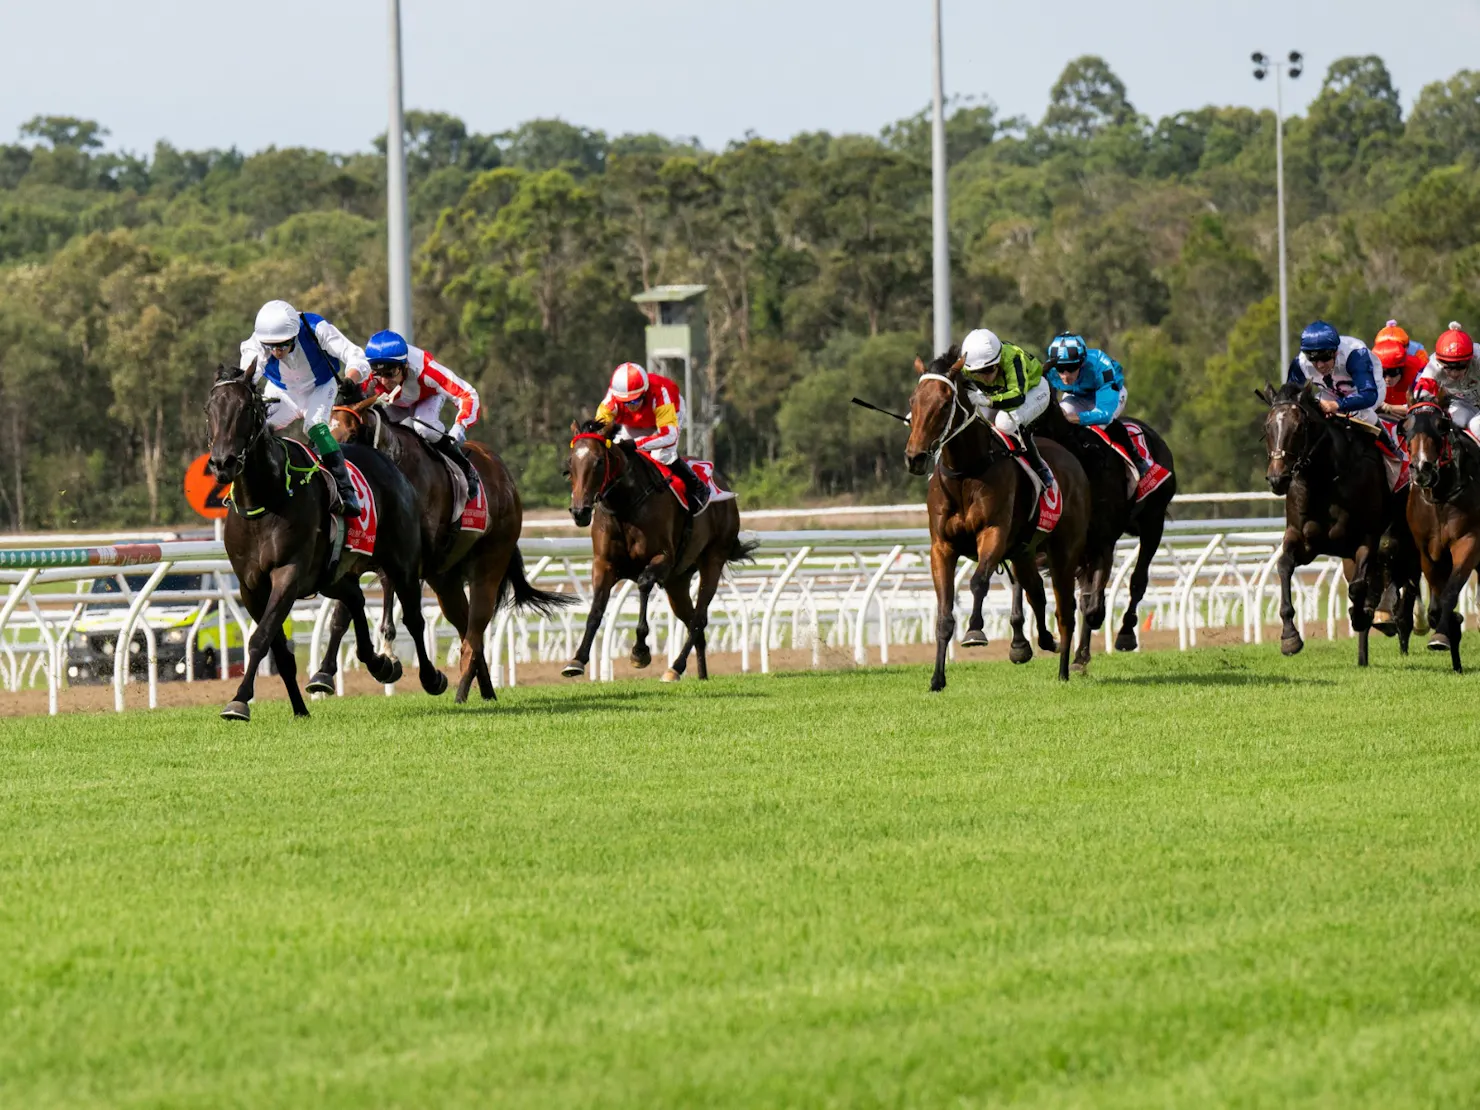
[904,348,1091,688]
[204,363,445,721]
[1033,399,1177,665]
[1257,379,1418,665]
[561,421,756,682]
[328,388,571,702]
[1404,398,1480,671]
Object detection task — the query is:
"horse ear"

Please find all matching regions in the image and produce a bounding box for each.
[242,358,258,387]
[913,356,926,376]
[570,420,580,435]
[1254,387,1269,406]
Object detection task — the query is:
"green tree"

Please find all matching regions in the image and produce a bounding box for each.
[1042,56,1135,140]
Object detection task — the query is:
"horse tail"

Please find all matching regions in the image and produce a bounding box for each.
[727,534,761,565]
[497,546,576,616]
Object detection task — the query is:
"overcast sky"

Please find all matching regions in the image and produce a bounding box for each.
[4,0,1478,156]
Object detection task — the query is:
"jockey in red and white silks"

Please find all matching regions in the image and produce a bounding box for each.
[363,329,483,495]
[594,362,707,511]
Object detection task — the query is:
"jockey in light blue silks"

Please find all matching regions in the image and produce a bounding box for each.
[239,299,372,515]
[1042,334,1147,478]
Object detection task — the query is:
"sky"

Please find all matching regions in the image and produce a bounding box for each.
[4,0,1479,156]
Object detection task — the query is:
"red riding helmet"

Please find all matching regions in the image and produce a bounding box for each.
[608,362,649,402]
[1435,322,1474,365]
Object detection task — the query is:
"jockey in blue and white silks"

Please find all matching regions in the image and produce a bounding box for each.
[1285,320,1383,426]
[239,299,372,515]
[1043,333,1147,477]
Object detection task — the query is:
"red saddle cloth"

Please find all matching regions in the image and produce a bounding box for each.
[989,428,1062,535]
[340,460,378,555]
[1089,423,1173,502]
[643,455,730,511]
[458,476,489,532]
[1377,418,1411,493]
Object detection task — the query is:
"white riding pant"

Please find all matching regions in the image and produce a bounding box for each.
[972,378,1051,435]
[1059,385,1128,424]
[614,425,683,466]
[1446,397,1480,440]
[384,395,447,439]
[263,378,338,432]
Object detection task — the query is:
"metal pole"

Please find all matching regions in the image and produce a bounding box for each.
[930,0,951,356]
[386,0,413,341]
[1275,64,1289,380]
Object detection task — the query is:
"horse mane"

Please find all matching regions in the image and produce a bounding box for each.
[337,377,368,405]
[215,362,246,383]
[578,419,616,438]
[927,345,962,377]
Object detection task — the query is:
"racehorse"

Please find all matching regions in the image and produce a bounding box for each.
[561,420,757,682]
[904,348,1090,688]
[1032,398,1177,666]
[329,386,572,703]
[205,362,445,721]
[1404,398,1480,671]
[1257,379,1418,665]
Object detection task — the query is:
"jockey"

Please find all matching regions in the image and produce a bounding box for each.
[1042,333,1147,479]
[594,362,709,513]
[1286,321,1399,457]
[959,328,1054,487]
[362,330,482,498]
[1413,322,1480,440]
[1372,320,1428,419]
[240,299,371,516]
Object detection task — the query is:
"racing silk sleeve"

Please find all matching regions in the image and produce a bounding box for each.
[1286,358,1308,387]
[1087,349,1125,391]
[594,392,618,426]
[421,354,480,430]
[1076,381,1124,426]
[635,380,680,453]
[1336,348,1379,413]
[312,318,371,384]
[984,344,1034,409]
[1413,358,1441,398]
[240,337,267,374]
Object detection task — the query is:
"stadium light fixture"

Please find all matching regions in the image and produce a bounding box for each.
[1253,49,1303,378]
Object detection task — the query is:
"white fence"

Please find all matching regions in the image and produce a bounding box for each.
[1,494,1456,714]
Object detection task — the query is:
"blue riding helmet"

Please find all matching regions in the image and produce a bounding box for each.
[365,329,410,365]
[1048,333,1088,369]
[1300,320,1340,353]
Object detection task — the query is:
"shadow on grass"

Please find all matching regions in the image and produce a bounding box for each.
[409,686,773,718]
[1094,673,1336,687]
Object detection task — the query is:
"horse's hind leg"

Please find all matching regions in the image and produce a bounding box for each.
[684,550,728,681]
[269,627,309,718]
[1396,579,1418,655]
[429,573,477,701]
[1118,518,1163,652]
[963,558,992,648]
[1008,574,1032,664]
[327,578,403,685]
[392,574,448,696]
[631,577,658,670]
[1049,554,1079,682]
[1015,560,1055,655]
[663,574,700,682]
[1074,548,1113,671]
[307,601,351,695]
[377,571,397,656]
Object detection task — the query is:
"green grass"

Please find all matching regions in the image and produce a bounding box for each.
[2,641,1479,1108]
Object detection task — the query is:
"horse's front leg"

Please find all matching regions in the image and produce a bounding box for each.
[962,556,992,648]
[1277,542,1305,655]
[223,565,303,722]
[1431,536,1480,673]
[1396,578,1418,656]
[563,558,616,678]
[929,541,960,692]
[1008,574,1033,664]
[1074,548,1113,671]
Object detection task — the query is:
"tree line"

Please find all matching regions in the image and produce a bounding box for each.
[2,54,1478,529]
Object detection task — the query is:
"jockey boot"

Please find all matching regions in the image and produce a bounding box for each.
[321,450,362,517]
[438,434,480,501]
[1105,419,1149,477]
[671,457,711,514]
[1021,430,1055,489]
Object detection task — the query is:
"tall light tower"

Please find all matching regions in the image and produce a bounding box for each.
[387,0,414,341]
[1252,50,1302,379]
[930,0,951,356]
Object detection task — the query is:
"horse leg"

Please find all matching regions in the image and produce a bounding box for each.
[330,578,403,685]
[1347,548,1374,668]
[929,541,960,692]
[1049,554,1079,683]
[1074,548,1113,671]
[377,570,397,657]
[1396,578,1418,656]
[662,575,699,682]
[306,600,352,695]
[222,565,302,722]
[1277,545,1304,655]
[268,627,309,718]
[630,577,657,670]
[1431,537,1480,673]
[563,559,615,678]
[1008,574,1032,664]
[1016,559,1054,657]
[685,551,727,681]
[1117,521,1162,652]
[962,554,992,649]
[388,573,446,696]
[429,574,479,703]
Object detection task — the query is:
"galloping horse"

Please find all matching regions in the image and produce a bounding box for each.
[205,363,445,721]
[1034,398,1177,664]
[562,421,756,682]
[904,348,1090,688]
[1404,398,1480,671]
[1257,379,1418,665]
[329,386,571,702]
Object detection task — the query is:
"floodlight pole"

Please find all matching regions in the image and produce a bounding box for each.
[387,0,414,341]
[1254,51,1301,380]
[930,0,951,356]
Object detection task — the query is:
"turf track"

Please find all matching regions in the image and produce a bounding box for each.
[2,639,1479,1107]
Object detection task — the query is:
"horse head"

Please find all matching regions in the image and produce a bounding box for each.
[329,378,379,446]
[904,346,964,475]
[1258,378,1322,495]
[1405,397,1454,492]
[206,360,267,483]
[567,419,618,527]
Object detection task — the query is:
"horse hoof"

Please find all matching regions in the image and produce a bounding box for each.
[929,676,946,693]
[560,661,585,678]
[221,700,250,722]
[1071,661,1089,674]
[423,670,449,696]
[1009,643,1033,665]
[661,669,681,683]
[631,649,652,669]
[1037,634,1057,652]
[1372,612,1398,637]
[961,630,988,648]
[1114,632,1138,653]
[1428,634,1451,652]
[305,673,335,696]
[1280,635,1304,656]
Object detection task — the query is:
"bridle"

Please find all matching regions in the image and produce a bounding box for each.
[207,377,269,475]
[570,432,622,503]
[332,404,386,450]
[914,372,980,460]
[1265,399,1321,477]
[1407,399,1460,495]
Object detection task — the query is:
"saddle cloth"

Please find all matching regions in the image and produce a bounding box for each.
[340,461,377,555]
[435,454,489,533]
[644,456,738,513]
[1088,423,1173,502]
[1376,418,1411,493]
[989,427,1062,535]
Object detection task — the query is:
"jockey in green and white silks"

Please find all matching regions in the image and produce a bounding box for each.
[959,327,1055,487]
[239,299,372,516]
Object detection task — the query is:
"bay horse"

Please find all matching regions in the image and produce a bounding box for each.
[328,386,572,703]
[1032,398,1177,666]
[1257,379,1418,665]
[561,421,757,682]
[1404,398,1480,671]
[904,348,1091,689]
[204,363,445,721]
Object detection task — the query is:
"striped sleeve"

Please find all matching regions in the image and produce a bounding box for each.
[421,353,480,428]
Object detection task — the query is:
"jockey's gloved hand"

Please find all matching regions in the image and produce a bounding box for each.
[450,425,467,445]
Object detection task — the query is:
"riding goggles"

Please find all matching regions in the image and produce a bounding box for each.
[262,337,297,355]
[1305,349,1337,364]
[370,359,407,376]
[1439,359,1470,374]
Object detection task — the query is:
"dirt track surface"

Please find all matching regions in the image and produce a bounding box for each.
[0,626,1298,718]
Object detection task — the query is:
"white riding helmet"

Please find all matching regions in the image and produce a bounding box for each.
[253,300,300,344]
[961,328,1003,371]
